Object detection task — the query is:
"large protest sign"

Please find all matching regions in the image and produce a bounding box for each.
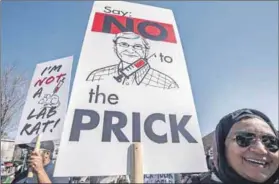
[144,174,175,183]
[15,56,73,144]
[54,1,208,176]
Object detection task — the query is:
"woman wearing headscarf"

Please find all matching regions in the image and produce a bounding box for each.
[191,108,279,184]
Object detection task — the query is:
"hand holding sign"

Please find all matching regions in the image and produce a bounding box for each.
[28,150,45,173]
[27,134,42,178]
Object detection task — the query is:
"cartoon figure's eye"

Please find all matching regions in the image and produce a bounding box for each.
[133,44,143,50]
[117,42,129,48]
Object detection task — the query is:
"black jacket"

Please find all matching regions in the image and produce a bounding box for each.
[183,172,222,184]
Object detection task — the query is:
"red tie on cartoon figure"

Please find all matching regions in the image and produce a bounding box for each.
[114,54,156,82]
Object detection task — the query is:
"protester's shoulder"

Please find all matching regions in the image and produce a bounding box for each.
[45,161,55,173]
[184,172,222,184]
[193,178,222,184]
[200,178,223,184]
[201,174,223,184]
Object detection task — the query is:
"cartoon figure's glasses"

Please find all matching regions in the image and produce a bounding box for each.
[116,42,144,50]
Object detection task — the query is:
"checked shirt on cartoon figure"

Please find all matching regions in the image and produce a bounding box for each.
[86,31,179,89]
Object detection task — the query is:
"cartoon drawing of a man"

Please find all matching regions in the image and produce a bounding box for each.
[86,32,179,89]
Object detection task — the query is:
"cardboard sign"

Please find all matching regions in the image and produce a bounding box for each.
[144,174,175,183]
[54,1,207,176]
[15,56,73,144]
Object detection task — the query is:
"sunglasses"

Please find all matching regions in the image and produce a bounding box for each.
[233,131,279,153]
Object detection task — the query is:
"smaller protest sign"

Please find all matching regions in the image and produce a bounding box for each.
[15,56,73,144]
[144,174,175,183]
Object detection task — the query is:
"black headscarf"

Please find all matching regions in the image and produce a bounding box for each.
[214,108,279,184]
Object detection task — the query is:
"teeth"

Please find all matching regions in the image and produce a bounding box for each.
[246,158,266,165]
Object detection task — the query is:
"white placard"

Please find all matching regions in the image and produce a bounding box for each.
[15,56,73,144]
[54,1,207,176]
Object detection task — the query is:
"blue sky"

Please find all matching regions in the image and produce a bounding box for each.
[1,1,278,138]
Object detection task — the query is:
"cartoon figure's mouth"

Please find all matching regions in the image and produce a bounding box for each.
[122,53,139,57]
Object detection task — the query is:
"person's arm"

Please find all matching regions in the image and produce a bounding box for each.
[36,169,52,183]
[29,151,52,183]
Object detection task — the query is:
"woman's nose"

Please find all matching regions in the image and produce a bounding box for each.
[249,139,268,155]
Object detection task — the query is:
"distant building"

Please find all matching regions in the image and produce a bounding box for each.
[1,139,15,162]
[13,145,24,161]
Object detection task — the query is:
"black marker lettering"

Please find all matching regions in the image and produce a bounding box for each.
[49,65,62,74]
[37,108,47,119]
[27,109,36,120]
[33,87,43,99]
[47,106,57,118]
[30,122,41,135]
[104,6,112,13]
[42,120,55,132]
[41,67,50,76]
[20,123,32,135]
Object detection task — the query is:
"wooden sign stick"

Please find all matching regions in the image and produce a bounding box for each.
[132,142,143,183]
[27,134,42,178]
